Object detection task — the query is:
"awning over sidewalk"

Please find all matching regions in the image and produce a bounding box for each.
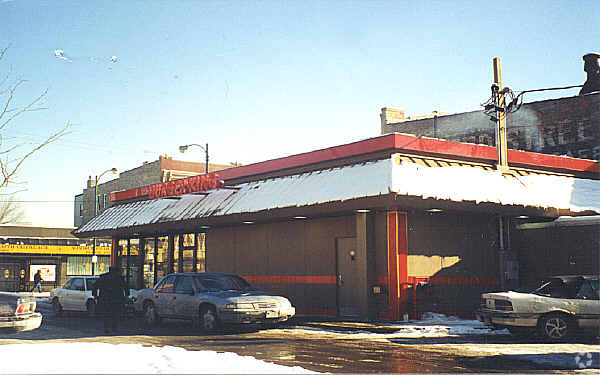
[75,154,600,237]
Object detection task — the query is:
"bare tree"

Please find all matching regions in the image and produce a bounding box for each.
[0,45,69,191]
[0,197,25,224]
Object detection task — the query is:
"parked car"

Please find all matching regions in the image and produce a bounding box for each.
[50,276,137,316]
[0,292,42,333]
[50,276,99,316]
[134,272,296,332]
[476,275,599,341]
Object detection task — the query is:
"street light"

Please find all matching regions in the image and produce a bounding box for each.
[92,167,118,275]
[179,143,209,174]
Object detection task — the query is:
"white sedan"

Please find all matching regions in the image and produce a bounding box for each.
[49,276,99,316]
[476,275,599,341]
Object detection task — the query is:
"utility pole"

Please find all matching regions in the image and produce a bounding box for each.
[493,57,509,170]
[492,58,510,291]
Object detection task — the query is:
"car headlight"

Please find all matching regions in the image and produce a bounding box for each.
[224,303,254,310]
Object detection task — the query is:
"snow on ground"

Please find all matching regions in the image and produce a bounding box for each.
[0,342,318,374]
[290,313,599,372]
[292,312,511,339]
[20,304,600,373]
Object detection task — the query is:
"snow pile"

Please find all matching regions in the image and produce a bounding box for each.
[294,312,509,339]
[389,312,509,337]
[0,343,317,374]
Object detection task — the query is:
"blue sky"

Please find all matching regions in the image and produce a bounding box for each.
[0,0,598,227]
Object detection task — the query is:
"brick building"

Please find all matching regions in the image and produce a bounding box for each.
[381,92,600,161]
[74,156,234,227]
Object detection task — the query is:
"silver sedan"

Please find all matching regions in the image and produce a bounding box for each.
[133,272,296,332]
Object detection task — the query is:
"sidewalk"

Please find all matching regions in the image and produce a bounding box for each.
[10,291,51,298]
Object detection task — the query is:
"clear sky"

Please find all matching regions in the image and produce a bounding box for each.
[0,0,598,228]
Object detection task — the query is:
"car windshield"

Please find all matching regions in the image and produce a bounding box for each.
[533,277,583,299]
[85,278,98,290]
[194,275,253,292]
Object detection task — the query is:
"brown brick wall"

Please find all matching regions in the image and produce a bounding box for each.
[383,93,600,161]
[79,161,163,225]
[513,224,600,284]
[205,216,355,315]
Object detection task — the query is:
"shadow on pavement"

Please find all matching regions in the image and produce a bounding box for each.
[1,308,267,342]
[456,352,600,372]
[388,333,600,345]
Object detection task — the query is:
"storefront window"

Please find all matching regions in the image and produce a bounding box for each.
[197,233,206,272]
[173,235,180,273]
[155,236,169,280]
[117,239,127,270]
[142,238,155,288]
[182,233,195,273]
[120,239,140,289]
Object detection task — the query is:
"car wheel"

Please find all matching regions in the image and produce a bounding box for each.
[143,302,160,327]
[86,300,96,317]
[199,306,220,333]
[539,313,575,342]
[52,298,63,315]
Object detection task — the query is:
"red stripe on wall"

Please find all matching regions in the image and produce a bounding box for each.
[378,276,499,286]
[427,276,499,286]
[243,275,336,284]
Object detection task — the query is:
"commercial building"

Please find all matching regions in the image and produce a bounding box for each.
[75,133,600,320]
[0,226,108,292]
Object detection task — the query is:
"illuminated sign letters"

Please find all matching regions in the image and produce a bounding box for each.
[147,174,223,200]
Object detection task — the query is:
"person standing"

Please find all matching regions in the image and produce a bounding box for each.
[31,270,43,293]
[92,266,129,334]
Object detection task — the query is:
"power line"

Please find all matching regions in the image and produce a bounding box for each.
[4,200,73,203]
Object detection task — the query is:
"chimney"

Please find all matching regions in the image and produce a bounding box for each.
[87,176,94,188]
[380,107,405,133]
[580,52,600,95]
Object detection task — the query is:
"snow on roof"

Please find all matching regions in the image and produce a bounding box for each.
[389,154,600,213]
[76,155,600,235]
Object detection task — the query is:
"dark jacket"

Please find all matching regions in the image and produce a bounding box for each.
[92,270,128,305]
[33,272,42,284]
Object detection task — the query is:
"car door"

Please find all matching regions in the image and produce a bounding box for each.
[62,278,82,310]
[68,277,87,311]
[153,275,177,318]
[575,279,600,328]
[172,275,197,319]
[56,279,73,310]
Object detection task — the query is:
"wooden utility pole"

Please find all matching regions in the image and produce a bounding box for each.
[493,57,509,170]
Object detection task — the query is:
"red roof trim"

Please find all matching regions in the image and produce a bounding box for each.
[217,133,600,180]
[111,133,599,202]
